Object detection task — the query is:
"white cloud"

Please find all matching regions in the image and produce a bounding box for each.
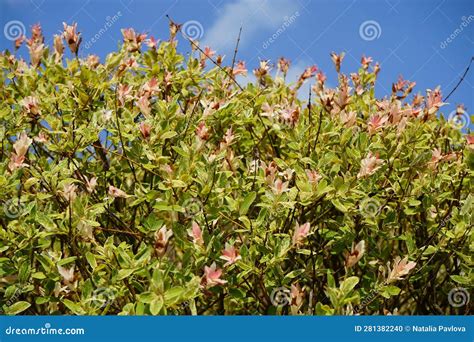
[285,59,313,99]
[203,0,299,53]
[285,59,308,84]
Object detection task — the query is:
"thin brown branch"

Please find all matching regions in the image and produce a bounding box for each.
[443,56,474,102]
[231,26,243,71]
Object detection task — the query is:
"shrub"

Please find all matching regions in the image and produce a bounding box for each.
[0,23,472,315]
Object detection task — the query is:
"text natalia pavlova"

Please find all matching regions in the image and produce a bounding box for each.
[411,325,466,332]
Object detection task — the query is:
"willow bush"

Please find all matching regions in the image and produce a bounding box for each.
[0,22,472,316]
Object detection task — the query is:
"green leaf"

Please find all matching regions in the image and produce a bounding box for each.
[57,256,77,266]
[331,199,348,213]
[422,245,438,255]
[18,262,30,283]
[5,301,31,315]
[138,292,156,304]
[229,288,246,299]
[238,216,251,230]
[24,177,39,189]
[189,299,197,316]
[31,272,46,279]
[450,275,471,285]
[171,180,187,188]
[172,146,188,158]
[379,285,401,299]
[136,302,146,315]
[408,199,421,207]
[85,252,97,269]
[283,269,304,281]
[35,297,50,305]
[316,179,331,196]
[117,269,135,280]
[150,297,163,315]
[340,276,359,294]
[164,287,185,304]
[327,270,335,288]
[315,302,334,315]
[239,192,256,216]
[333,176,345,191]
[36,212,57,231]
[161,131,177,140]
[62,299,84,314]
[152,269,164,292]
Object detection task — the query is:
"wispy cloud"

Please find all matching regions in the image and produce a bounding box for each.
[203,0,299,53]
[285,59,313,99]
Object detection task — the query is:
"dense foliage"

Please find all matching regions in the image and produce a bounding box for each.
[0,22,472,316]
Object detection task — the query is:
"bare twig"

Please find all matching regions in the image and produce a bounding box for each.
[443,56,474,102]
[307,86,312,155]
[231,26,243,71]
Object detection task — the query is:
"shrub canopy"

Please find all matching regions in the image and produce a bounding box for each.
[0,23,472,315]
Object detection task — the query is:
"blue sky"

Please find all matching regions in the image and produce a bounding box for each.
[1,0,473,127]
